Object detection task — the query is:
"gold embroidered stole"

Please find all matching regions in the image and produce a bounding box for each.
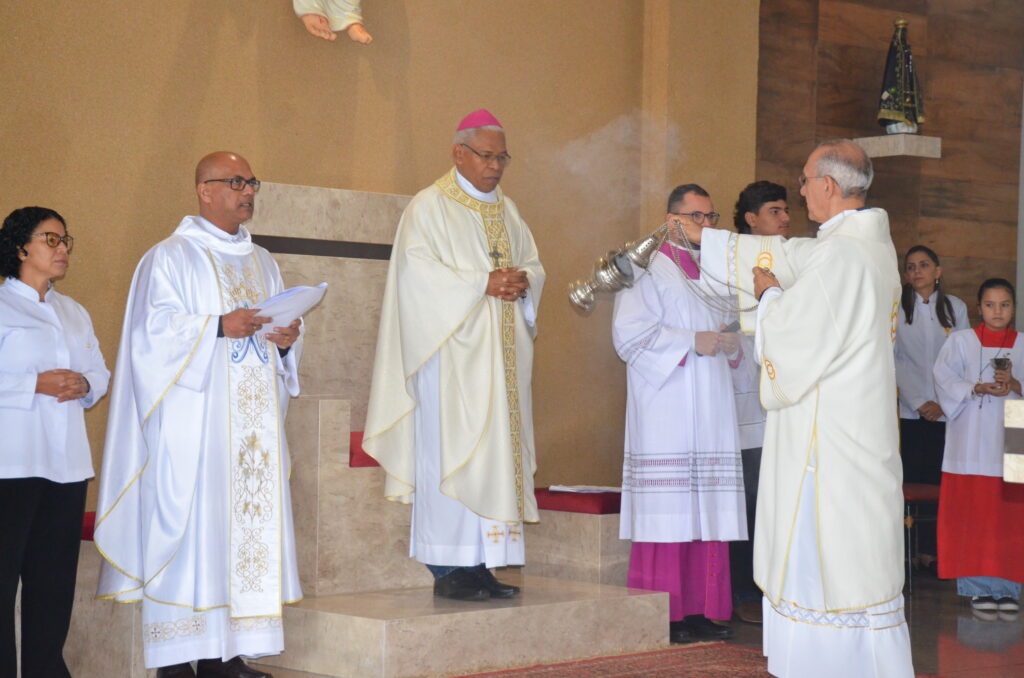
[435,169,525,521]
[208,250,283,618]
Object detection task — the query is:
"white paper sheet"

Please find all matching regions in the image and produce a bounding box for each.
[255,282,328,337]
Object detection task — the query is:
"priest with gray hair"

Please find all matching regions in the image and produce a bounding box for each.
[364,110,545,601]
[675,139,914,678]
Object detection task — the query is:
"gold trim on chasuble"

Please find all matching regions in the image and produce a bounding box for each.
[208,249,284,619]
[436,169,525,522]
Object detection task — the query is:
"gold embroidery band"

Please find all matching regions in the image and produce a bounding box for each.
[436,169,525,521]
[210,251,284,618]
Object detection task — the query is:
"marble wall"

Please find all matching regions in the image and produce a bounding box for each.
[250,182,428,594]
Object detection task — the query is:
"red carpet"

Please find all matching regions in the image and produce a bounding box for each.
[456,644,940,677]
[456,643,770,677]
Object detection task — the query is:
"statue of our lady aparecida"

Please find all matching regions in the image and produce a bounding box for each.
[877,18,924,134]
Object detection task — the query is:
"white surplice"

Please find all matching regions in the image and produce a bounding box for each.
[700,208,913,678]
[732,332,765,451]
[934,329,1024,476]
[364,169,544,566]
[94,216,303,668]
[895,293,969,420]
[612,246,746,543]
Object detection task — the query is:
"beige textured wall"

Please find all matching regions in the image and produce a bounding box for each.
[0,1,758,506]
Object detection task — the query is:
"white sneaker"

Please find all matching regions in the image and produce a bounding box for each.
[972,596,998,611]
[996,597,1020,612]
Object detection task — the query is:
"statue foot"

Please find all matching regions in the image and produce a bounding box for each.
[346,23,373,44]
[300,14,337,41]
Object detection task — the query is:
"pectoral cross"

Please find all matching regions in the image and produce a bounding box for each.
[486,525,505,544]
[489,247,504,270]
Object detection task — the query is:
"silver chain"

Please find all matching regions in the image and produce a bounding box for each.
[663,220,760,314]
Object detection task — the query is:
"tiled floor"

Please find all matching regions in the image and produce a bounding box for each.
[727,573,1024,677]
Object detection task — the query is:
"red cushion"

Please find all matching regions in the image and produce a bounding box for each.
[349,431,380,467]
[535,488,621,514]
[903,482,941,502]
[82,511,96,541]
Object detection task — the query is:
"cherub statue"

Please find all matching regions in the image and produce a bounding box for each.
[294,0,372,44]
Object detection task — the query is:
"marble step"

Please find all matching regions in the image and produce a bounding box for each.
[258,573,668,678]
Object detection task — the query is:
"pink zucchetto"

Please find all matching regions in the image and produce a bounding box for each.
[456,109,503,131]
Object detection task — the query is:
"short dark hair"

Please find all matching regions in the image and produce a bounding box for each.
[666,184,709,213]
[733,181,787,233]
[978,277,1016,306]
[0,207,67,279]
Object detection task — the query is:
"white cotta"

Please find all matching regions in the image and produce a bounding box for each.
[612,247,746,543]
[934,328,1024,477]
[94,216,303,665]
[363,169,545,525]
[894,292,969,420]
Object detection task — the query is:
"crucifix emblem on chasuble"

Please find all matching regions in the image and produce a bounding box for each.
[489,247,504,269]
[487,525,505,544]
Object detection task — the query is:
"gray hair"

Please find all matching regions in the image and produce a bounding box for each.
[453,125,504,145]
[814,139,873,198]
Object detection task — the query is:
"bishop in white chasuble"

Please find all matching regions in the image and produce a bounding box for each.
[95,154,303,671]
[364,164,544,567]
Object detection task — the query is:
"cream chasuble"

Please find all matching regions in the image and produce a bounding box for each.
[95,216,302,665]
[364,168,545,526]
[700,208,904,611]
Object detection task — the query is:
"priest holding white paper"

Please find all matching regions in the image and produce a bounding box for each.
[95,152,302,678]
[364,110,545,601]
[675,140,914,678]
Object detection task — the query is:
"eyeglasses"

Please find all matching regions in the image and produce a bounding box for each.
[459,143,512,167]
[31,232,74,253]
[798,174,828,187]
[203,175,262,192]
[670,211,720,226]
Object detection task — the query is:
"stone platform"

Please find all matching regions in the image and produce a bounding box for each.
[55,184,666,678]
[524,508,629,587]
[258,574,666,678]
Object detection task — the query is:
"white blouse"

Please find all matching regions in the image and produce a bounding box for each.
[894,292,969,420]
[0,277,109,482]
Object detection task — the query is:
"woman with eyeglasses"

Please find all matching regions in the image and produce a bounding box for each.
[0,206,109,677]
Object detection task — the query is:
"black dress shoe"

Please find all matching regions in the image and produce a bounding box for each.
[671,615,733,642]
[433,568,490,601]
[157,663,196,678]
[196,656,272,678]
[470,565,520,598]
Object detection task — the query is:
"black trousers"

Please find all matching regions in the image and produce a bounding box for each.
[729,447,762,602]
[899,418,945,557]
[0,477,87,678]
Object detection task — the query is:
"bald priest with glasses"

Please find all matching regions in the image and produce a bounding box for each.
[364,110,545,601]
[95,152,303,678]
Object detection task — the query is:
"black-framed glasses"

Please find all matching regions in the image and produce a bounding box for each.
[459,143,512,167]
[31,232,74,253]
[798,174,828,187]
[203,175,262,192]
[670,211,720,226]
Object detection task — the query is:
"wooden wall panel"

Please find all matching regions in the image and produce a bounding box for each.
[757,0,1021,318]
[927,15,1024,70]
[818,1,927,54]
[919,216,1017,263]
